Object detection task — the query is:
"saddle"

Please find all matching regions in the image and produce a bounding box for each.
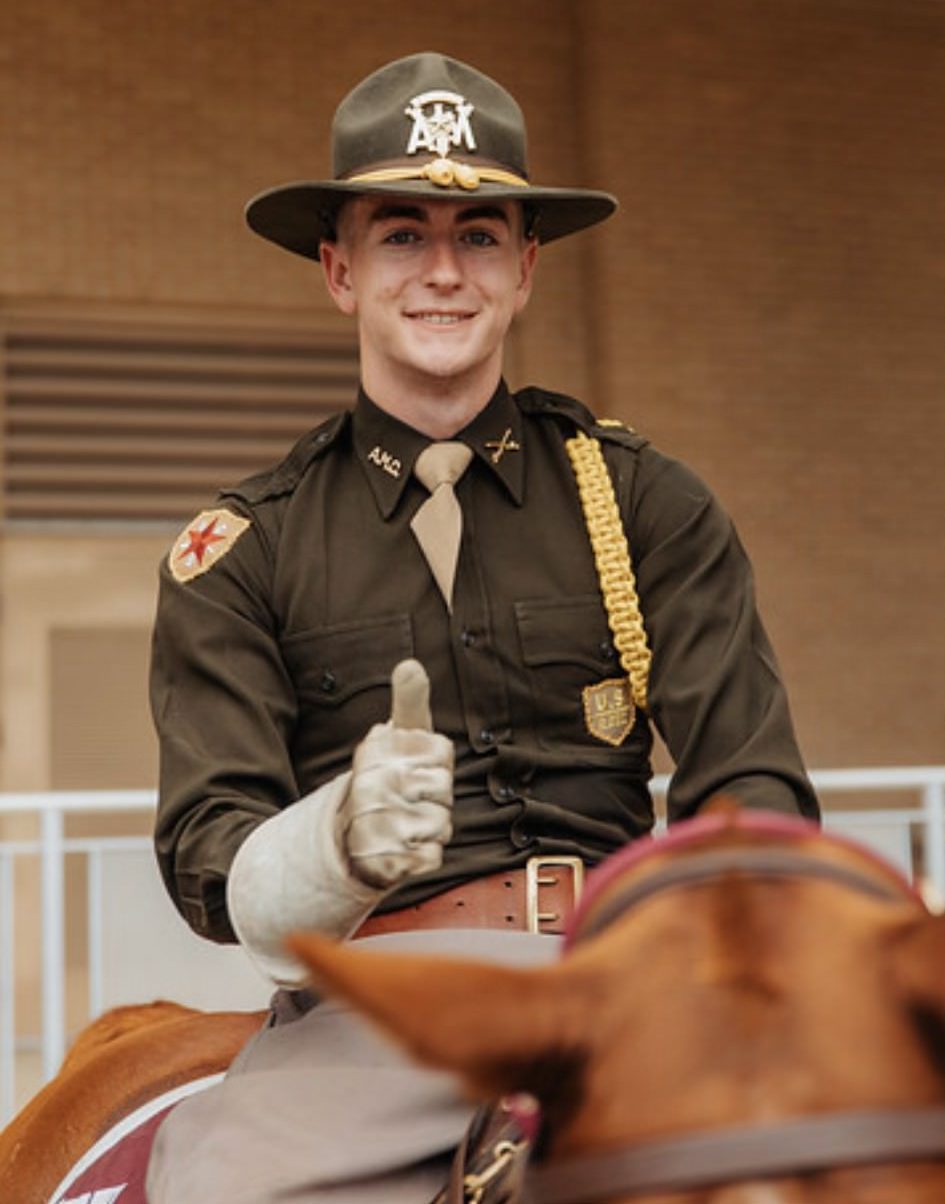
[433,1102,532,1204]
[46,1076,222,1204]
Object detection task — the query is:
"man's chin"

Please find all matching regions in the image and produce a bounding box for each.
[404,351,479,383]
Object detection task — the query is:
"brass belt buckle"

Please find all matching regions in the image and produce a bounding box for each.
[525,856,585,934]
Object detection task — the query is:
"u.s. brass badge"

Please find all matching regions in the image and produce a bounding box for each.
[583,677,635,746]
[169,508,250,583]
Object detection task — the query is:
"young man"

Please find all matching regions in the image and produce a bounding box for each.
[147,52,818,1202]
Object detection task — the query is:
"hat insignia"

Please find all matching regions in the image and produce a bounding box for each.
[405,90,476,158]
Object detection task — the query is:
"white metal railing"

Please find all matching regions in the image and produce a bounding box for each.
[0,790,157,1124]
[0,766,943,1127]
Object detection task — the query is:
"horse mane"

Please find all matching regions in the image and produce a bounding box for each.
[60,1000,199,1073]
[702,866,785,1005]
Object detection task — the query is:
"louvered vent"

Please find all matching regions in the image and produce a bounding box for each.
[2,317,359,522]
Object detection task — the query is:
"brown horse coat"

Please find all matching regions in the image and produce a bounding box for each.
[289,819,945,1202]
[3,814,942,1203]
[0,1001,263,1204]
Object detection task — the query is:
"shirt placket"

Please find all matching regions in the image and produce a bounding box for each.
[448,468,513,760]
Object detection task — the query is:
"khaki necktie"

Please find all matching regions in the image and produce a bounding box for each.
[410,441,473,610]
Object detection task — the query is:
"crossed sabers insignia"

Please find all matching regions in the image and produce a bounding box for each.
[484,428,520,464]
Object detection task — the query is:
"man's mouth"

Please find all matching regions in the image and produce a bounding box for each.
[407,311,473,325]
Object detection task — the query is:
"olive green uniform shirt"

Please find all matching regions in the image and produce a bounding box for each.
[151,383,818,942]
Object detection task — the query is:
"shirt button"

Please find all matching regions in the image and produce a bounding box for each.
[510,823,533,850]
[600,640,616,660]
[320,671,337,693]
[480,728,494,746]
[460,629,476,648]
[496,783,516,802]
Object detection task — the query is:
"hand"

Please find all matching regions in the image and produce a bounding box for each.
[337,659,454,889]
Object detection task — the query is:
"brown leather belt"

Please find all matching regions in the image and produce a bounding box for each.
[353,856,585,938]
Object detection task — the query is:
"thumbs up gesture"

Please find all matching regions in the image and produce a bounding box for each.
[337,659,454,889]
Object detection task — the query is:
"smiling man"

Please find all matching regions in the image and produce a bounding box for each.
[321,197,537,434]
[147,52,818,1203]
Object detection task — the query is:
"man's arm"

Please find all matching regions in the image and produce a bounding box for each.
[226,658,452,983]
[150,509,300,942]
[621,447,819,822]
[151,511,453,982]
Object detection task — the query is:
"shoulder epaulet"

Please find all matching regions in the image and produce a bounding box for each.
[517,387,648,450]
[590,416,648,451]
[221,411,350,507]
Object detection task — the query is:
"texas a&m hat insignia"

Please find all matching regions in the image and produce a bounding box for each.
[168,508,250,583]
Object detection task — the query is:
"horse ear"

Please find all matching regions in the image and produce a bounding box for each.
[886,908,945,1011]
[287,933,579,1099]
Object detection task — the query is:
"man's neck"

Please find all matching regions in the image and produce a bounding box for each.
[360,367,500,439]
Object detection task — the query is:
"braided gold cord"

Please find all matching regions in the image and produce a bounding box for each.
[566,432,651,711]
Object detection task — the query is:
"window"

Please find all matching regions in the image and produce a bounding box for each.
[1,311,359,523]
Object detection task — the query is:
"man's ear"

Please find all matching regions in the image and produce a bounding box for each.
[514,238,538,313]
[320,240,357,316]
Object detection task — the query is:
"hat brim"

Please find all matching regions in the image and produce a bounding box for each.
[245,179,617,261]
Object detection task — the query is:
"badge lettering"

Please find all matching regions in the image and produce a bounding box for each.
[583,678,635,747]
[405,90,476,157]
[367,446,402,478]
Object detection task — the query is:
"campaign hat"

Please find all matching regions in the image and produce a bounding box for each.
[246,52,617,260]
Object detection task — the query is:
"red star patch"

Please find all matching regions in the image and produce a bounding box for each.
[178,517,226,567]
[168,508,250,583]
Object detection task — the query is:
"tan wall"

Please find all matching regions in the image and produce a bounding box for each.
[1,532,166,1039]
[0,0,942,796]
[578,0,945,767]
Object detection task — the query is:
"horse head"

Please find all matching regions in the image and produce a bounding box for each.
[290,805,945,1201]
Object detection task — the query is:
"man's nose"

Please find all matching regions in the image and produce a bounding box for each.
[422,237,463,287]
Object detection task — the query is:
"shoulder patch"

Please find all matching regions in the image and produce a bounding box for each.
[168,508,250,583]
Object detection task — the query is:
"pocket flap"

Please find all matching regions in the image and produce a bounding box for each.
[281,614,413,707]
[515,595,614,672]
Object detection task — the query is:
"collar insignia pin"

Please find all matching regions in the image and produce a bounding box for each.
[484,428,520,464]
[367,445,402,479]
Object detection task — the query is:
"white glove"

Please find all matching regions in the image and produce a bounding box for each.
[339,658,454,888]
[226,659,453,985]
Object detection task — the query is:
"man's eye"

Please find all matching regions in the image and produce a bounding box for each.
[383,229,420,245]
[463,230,499,248]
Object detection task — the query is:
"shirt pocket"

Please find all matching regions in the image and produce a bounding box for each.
[514,595,621,749]
[280,614,414,765]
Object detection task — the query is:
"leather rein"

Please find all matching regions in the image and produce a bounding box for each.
[446,839,945,1203]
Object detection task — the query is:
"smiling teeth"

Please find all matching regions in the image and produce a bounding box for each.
[417,313,465,324]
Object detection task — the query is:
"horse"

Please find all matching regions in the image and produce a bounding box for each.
[3,808,943,1202]
[0,999,264,1204]
[287,809,945,1202]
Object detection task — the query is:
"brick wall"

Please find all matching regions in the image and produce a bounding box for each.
[579,0,944,766]
[0,0,942,782]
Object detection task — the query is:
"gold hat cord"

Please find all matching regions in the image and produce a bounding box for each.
[347,158,529,192]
